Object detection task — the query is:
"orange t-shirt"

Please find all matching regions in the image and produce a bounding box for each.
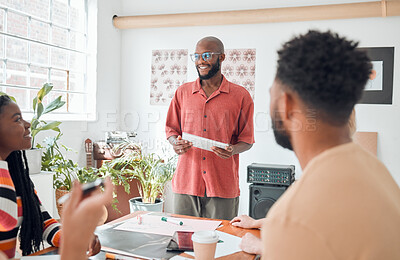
[166,76,255,198]
[261,142,400,259]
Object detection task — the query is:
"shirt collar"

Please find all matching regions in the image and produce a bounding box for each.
[192,75,230,94]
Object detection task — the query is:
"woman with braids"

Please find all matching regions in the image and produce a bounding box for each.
[0,95,102,258]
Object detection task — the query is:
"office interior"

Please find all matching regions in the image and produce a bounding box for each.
[5,0,399,220]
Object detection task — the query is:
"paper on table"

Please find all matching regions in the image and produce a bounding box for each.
[185,231,242,258]
[170,255,192,260]
[21,256,60,259]
[114,214,221,237]
[182,132,228,152]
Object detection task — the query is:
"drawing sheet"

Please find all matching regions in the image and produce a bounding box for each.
[182,132,228,152]
[114,214,221,237]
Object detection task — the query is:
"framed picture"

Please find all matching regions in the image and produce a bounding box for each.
[358,47,394,105]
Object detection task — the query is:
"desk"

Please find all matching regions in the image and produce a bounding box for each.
[32,211,260,259]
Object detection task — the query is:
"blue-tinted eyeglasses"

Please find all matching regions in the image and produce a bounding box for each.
[190,52,221,62]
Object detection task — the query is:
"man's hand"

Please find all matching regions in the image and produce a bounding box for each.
[230,215,262,229]
[169,135,192,155]
[211,145,234,159]
[240,233,262,255]
[212,142,253,159]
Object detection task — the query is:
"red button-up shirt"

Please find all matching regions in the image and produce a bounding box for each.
[166,76,255,198]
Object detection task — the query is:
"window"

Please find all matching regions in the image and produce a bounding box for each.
[0,0,96,120]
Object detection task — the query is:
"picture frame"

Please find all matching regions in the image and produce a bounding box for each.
[358,47,394,105]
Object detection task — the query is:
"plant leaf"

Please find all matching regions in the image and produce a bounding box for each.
[37,83,53,101]
[33,97,38,111]
[43,96,65,114]
[0,92,16,102]
[35,121,62,131]
[36,103,44,119]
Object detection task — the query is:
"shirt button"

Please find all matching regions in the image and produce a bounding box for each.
[204,115,207,118]
[203,171,206,174]
[203,129,206,132]
[203,157,206,160]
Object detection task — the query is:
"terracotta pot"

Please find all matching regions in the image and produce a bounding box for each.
[105,179,141,222]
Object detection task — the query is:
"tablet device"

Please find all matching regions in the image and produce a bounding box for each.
[166,231,194,251]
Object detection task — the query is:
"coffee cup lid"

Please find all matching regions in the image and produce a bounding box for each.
[191,231,219,244]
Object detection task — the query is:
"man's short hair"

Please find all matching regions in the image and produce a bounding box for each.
[276,30,372,125]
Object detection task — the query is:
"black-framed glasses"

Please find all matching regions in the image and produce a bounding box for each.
[190,52,221,62]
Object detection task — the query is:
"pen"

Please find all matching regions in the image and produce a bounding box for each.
[161,217,184,226]
[105,252,140,259]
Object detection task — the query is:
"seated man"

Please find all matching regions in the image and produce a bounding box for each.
[230,109,358,255]
[260,30,400,259]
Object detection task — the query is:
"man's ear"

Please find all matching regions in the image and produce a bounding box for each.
[280,91,299,130]
[279,92,293,120]
[220,53,226,62]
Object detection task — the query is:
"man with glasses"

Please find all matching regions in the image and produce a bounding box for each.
[165,36,255,220]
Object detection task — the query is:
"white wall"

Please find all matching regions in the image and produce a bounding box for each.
[117,1,400,215]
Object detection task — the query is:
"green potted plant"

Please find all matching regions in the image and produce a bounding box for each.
[26,83,65,174]
[39,133,79,215]
[103,147,177,213]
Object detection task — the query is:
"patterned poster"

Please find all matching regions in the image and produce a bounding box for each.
[222,49,256,99]
[150,49,188,106]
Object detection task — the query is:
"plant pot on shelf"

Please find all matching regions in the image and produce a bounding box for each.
[129,197,164,213]
[25,148,42,174]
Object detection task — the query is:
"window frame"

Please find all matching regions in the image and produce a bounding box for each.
[0,0,97,121]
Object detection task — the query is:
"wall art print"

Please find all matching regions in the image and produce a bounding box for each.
[150,49,188,106]
[222,49,256,99]
[358,47,394,105]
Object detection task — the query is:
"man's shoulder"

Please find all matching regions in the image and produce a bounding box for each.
[225,80,252,100]
[176,80,196,93]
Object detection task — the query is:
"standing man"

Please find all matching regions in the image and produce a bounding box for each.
[261,30,400,258]
[165,36,254,220]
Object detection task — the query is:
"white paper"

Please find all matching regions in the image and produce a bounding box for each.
[170,256,192,260]
[21,256,60,260]
[185,231,242,258]
[114,214,221,237]
[182,132,228,152]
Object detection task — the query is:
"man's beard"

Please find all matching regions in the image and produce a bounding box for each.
[197,57,220,80]
[271,110,293,151]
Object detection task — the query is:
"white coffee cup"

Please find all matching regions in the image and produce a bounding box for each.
[191,230,219,260]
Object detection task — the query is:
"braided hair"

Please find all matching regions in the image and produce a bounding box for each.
[0,95,44,255]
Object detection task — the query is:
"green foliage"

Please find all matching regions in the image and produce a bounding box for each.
[38,133,78,191]
[102,147,177,204]
[31,83,65,147]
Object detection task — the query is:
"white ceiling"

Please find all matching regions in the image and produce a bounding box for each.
[120,0,378,16]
